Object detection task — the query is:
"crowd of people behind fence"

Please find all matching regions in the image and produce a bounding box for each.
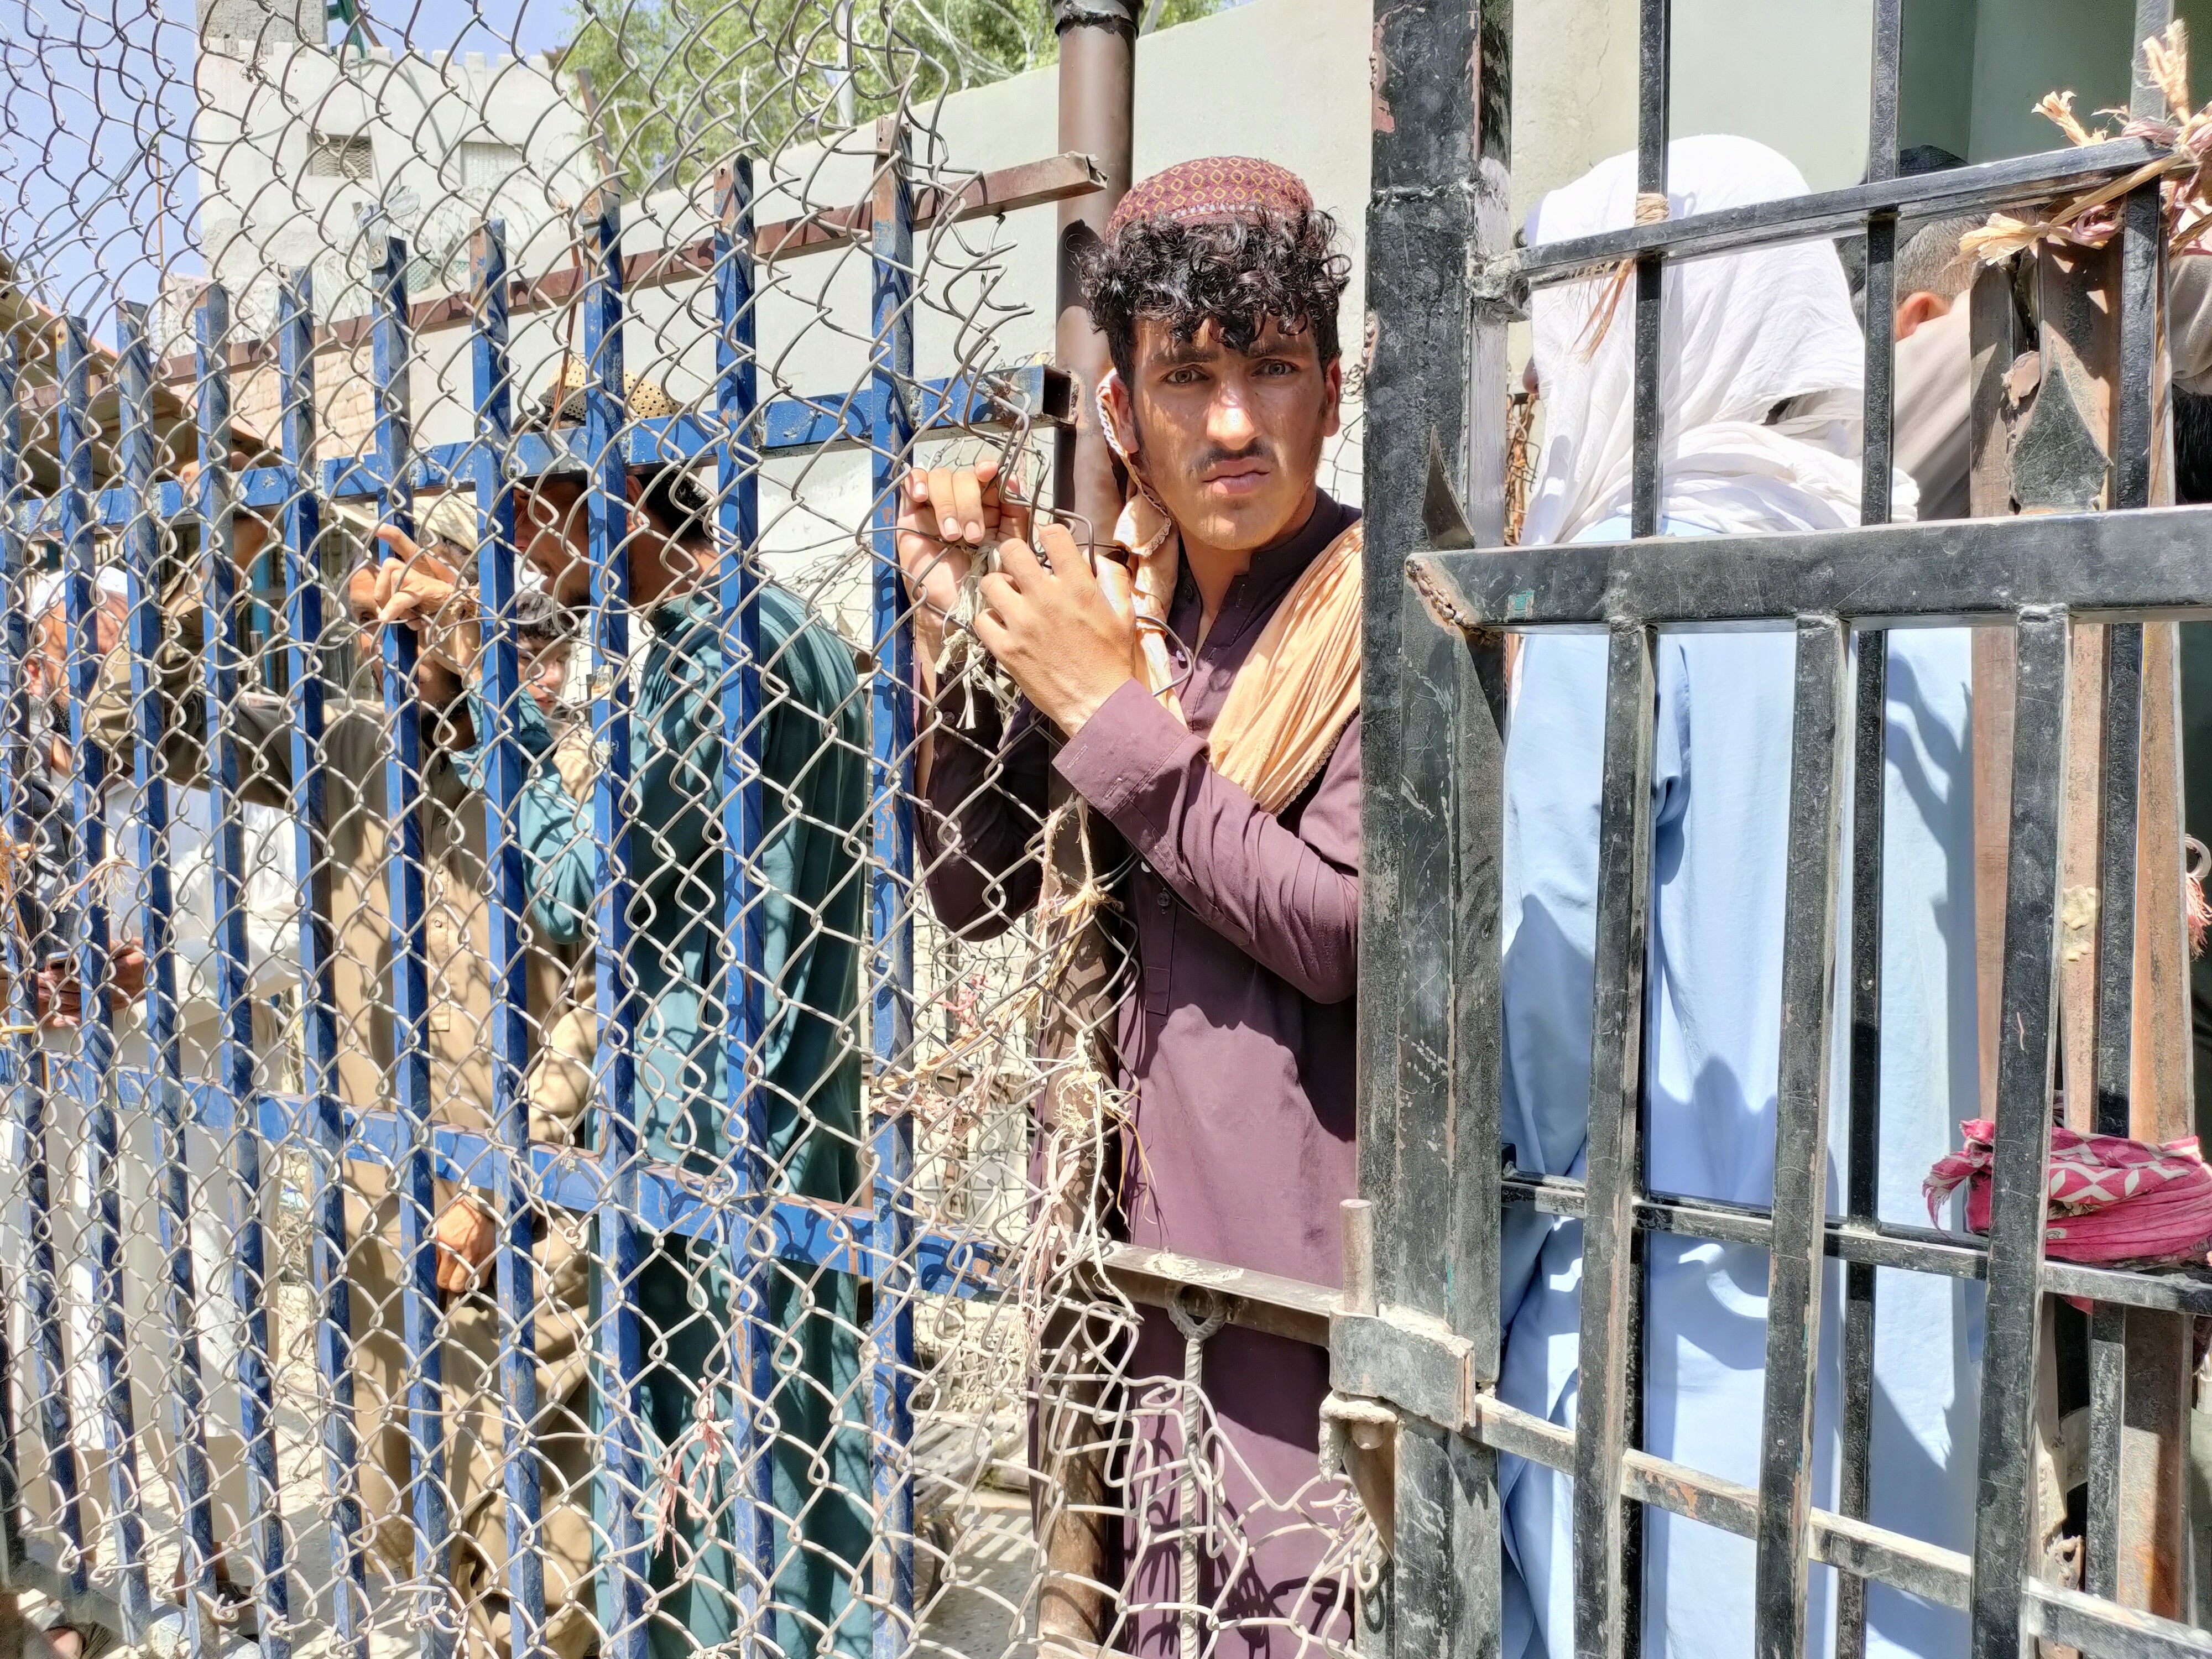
[18,132,2212,1659]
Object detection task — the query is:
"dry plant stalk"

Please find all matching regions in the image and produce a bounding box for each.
[1964,20,2212,266]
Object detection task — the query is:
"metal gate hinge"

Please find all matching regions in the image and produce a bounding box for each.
[1328,1305,1473,1432]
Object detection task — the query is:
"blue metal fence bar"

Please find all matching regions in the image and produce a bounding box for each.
[366,237,456,1659]
[0,343,19,1545]
[712,158,775,1642]
[139,1081,1001,1297]
[24,364,1065,538]
[116,301,223,1647]
[467,218,551,1659]
[275,269,371,1658]
[0,333,88,1597]
[192,288,295,1659]
[865,117,917,1655]
[581,184,651,1659]
[56,315,154,1638]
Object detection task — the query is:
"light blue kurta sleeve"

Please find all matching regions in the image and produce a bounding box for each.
[1495,519,1981,1659]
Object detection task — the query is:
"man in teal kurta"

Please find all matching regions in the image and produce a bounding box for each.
[372,451,872,1657]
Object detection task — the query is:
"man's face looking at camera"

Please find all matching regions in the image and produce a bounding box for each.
[1111,312,1341,555]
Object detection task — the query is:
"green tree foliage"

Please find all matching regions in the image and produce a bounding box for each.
[559,0,1225,190]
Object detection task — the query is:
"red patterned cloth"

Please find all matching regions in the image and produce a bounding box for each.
[1105,154,1316,238]
[1924,1118,2212,1265]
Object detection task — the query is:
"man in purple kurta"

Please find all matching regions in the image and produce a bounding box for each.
[899,158,1360,1655]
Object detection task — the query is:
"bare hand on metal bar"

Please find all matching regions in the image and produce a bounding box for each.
[366,525,482,674]
[432,1193,497,1295]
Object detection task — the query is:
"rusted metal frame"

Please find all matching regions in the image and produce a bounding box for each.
[1407,503,2212,624]
[1032,7,1133,1646]
[1839,0,1901,1636]
[1752,617,1850,1659]
[1501,1169,2212,1311]
[137,153,1108,384]
[1101,1243,1334,1350]
[2114,113,2194,1622]
[1360,0,1509,1651]
[2026,1580,2212,1657]
[1465,1396,1973,1613]
[1569,623,1657,1659]
[1970,263,2022,1125]
[1970,609,2073,1659]
[1483,137,2165,300]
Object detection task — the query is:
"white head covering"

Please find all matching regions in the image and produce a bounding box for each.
[27,567,129,618]
[1522,134,1916,546]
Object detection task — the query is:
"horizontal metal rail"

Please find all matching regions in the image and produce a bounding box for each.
[1478,135,2166,299]
[11,364,1069,536]
[138,1072,1339,1350]
[1411,503,2212,628]
[1503,1171,2212,1316]
[133,154,1106,384]
[1464,1395,1973,1613]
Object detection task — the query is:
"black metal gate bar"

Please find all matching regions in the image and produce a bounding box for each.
[1751,615,1850,1659]
[1570,623,1657,1659]
[1970,608,2074,1657]
[1408,488,2212,1652]
[1359,0,1510,1652]
[1484,141,2167,298]
[1839,7,1902,1648]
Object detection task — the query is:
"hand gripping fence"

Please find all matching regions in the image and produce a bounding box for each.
[0,4,1378,1658]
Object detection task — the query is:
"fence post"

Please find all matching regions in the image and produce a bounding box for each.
[1362,0,1512,1652]
[57,314,153,1640]
[116,299,222,1652]
[467,218,551,1659]
[274,268,371,1657]
[364,239,455,1659]
[192,285,295,1659]
[868,113,917,1659]
[711,157,775,1650]
[578,183,651,1659]
[1968,608,2073,1659]
[0,332,88,1602]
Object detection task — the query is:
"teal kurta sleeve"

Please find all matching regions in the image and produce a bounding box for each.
[457,584,867,1190]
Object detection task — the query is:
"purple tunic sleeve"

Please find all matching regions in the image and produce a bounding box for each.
[915,687,1050,938]
[1053,679,1360,1004]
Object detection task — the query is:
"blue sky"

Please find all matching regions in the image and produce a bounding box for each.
[2,0,577,341]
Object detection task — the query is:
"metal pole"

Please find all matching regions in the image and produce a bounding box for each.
[1050,0,1134,556]
[59,315,154,1642]
[868,114,917,1659]
[274,271,369,1658]
[1040,8,1135,1650]
[467,219,550,1659]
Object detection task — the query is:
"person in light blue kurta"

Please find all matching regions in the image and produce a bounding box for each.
[1496,137,1983,1659]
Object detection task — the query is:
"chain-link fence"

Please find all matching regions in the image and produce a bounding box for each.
[0,5,1370,1656]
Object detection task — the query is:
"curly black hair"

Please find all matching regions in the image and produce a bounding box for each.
[1079,208,1353,385]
